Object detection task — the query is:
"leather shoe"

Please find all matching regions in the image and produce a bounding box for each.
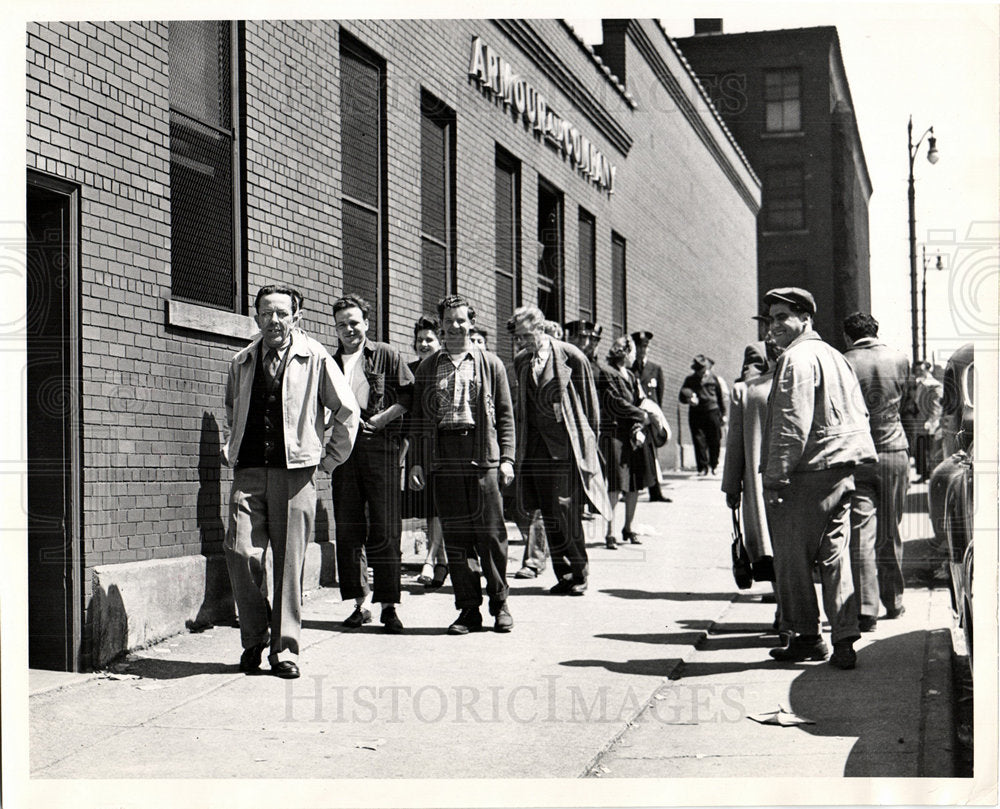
[605,536,618,550]
[829,640,857,669]
[344,606,372,628]
[425,563,448,589]
[884,605,906,619]
[769,635,829,662]
[491,601,513,633]
[447,607,483,635]
[648,493,672,502]
[858,615,878,633]
[623,531,641,545]
[239,642,266,673]
[381,606,403,634]
[569,581,588,596]
[271,660,300,679]
[549,579,574,595]
[514,567,538,579]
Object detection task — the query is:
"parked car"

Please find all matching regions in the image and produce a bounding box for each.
[927,343,974,660]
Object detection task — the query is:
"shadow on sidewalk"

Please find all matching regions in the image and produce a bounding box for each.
[119,657,240,679]
[666,629,936,777]
[601,588,735,602]
[595,631,705,646]
[559,657,684,677]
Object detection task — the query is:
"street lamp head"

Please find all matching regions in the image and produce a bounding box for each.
[926,133,939,164]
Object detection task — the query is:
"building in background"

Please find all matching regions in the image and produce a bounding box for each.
[25,18,758,669]
[674,21,872,348]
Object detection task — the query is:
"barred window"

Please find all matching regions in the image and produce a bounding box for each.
[420,91,455,317]
[578,209,596,323]
[765,166,805,231]
[611,233,626,338]
[495,147,521,365]
[764,69,801,133]
[341,34,386,336]
[169,21,240,310]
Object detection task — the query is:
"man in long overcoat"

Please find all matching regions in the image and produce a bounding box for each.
[508,306,611,595]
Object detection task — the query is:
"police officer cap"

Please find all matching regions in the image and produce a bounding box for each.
[763,287,816,315]
[631,330,654,344]
[751,314,771,323]
[563,319,596,338]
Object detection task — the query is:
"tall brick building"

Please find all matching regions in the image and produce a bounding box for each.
[674,22,872,348]
[25,19,759,670]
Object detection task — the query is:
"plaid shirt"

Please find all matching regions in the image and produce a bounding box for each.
[434,350,477,429]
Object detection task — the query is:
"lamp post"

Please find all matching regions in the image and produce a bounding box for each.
[921,246,944,363]
[907,116,939,365]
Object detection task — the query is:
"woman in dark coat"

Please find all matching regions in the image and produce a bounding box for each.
[600,335,656,548]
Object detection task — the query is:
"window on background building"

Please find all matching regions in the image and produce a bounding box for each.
[537,180,564,325]
[340,34,386,336]
[495,147,521,364]
[578,209,596,323]
[420,91,456,318]
[764,69,801,133]
[764,166,805,231]
[168,20,241,310]
[611,232,626,338]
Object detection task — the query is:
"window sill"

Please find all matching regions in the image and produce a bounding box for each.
[761,131,805,139]
[167,299,258,341]
[761,229,810,237]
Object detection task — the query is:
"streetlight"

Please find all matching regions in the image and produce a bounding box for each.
[908,116,939,365]
[921,246,944,363]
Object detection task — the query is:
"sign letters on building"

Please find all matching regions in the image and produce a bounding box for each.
[468,36,616,195]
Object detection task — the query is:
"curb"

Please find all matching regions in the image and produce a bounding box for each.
[918,625,956,776]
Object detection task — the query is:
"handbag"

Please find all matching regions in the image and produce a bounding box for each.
[730,506,753,589]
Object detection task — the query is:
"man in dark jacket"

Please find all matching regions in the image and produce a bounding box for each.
[632,330,670,501]
[843,312,912,630]
[331,294,414,634]
[679,354,727,475]
[409,294,516,634]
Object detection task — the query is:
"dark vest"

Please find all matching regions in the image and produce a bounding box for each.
[525,365,569,459]
[236,347,287,468]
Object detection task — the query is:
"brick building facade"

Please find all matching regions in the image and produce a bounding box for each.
[25,19,759,670]
[674,24,872,348]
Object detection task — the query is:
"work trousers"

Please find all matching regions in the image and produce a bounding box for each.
[331,432,403,604]
[689,410,723,473]
[765,467,860,644]
[518,433,589,584]
[432,433,509,611]
[850,449,909,616]
[225,465,316,665]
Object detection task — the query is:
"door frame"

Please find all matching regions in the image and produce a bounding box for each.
[27,169,83,671]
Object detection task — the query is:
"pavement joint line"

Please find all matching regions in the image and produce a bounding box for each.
[578,589,741,778]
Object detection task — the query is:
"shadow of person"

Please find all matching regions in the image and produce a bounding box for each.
[785,630,933,776]
[119,656,240,679]
[600,588,736,602]
[559,657,684,677]
[189,412,233,632]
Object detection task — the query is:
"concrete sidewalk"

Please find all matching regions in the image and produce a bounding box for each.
[28,474,958,784]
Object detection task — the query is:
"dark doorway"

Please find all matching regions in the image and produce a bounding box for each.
[536,179,563,324]
[27,172,82,671]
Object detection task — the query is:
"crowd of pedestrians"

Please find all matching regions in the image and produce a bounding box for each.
[219,281,921,679]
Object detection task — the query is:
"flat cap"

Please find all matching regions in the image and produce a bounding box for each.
[763,287,816,315]
[691,353,710,369]
[751,314,772,323]
[631,330,654,344]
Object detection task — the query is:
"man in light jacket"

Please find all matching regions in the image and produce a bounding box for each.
[222,285,359,679]
[760,287,877,670]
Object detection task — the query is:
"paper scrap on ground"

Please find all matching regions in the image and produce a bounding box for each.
[355,739,386,751]
[748,707,815,726]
